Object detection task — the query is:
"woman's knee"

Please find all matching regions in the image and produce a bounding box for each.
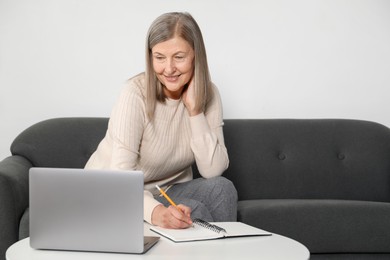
[207,176,238,202]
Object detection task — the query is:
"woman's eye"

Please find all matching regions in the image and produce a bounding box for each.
[175,56,184,61]
[154,56,165,62]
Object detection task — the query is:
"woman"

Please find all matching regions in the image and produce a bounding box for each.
[85,12,237,229]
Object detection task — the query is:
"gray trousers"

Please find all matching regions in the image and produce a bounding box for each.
[155,176,238,222]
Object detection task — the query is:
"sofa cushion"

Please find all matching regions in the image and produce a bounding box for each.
[238,199,390,253]
[11,118,108,168]
[222,119,390,202]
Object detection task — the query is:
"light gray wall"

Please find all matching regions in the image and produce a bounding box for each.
[1,0,390,160]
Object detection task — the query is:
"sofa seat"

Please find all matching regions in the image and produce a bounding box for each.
[238,199,390,253]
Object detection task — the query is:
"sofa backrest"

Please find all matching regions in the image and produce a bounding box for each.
[222,119,390,202]
[11,117,390,202]
[11,118,108,168]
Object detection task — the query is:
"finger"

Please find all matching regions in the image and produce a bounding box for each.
[168,206,193,228]
[175,205,192,222]
[177,204,192,218]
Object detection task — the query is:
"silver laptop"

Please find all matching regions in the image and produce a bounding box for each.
[29,168,159,254]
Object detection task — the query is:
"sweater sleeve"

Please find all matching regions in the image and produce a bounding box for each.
[107,82,145,170]
[190,85,229,178]
[85,77,163,224]
[84,80,145,170]
[109,81,165,224]
[144,190,162,224]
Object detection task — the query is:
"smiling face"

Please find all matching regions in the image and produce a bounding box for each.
[152,36,195,99]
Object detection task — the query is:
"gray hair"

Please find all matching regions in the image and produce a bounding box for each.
[145,12,212,120]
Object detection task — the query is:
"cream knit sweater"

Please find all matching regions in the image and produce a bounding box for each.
[85,73,229,224]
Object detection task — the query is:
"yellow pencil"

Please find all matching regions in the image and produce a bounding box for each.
[155,185,181,211]
[156,185,194,227]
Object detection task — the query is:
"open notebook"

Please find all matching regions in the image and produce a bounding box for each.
[150,219,271,242]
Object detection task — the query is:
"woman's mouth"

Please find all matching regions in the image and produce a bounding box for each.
[164,74,181,82]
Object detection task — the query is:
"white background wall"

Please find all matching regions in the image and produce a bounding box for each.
[1,0,390,160]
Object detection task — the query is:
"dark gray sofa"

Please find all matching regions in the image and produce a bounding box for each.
[1,117,390,260]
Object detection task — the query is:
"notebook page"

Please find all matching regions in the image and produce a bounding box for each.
[211,222,272,237]
[150,224,223,242]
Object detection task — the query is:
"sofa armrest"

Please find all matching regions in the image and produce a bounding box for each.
[0,155,32,260]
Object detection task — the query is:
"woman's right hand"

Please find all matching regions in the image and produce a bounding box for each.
[151,204,193,229]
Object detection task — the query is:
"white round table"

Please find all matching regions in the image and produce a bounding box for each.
[7,225,310,260]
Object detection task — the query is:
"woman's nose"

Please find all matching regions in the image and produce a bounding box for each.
[165,59,176,74]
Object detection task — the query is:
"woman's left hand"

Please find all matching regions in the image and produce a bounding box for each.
[182,77,202,117]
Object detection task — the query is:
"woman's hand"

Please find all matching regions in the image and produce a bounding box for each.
[182,77,202,117]
[151,204,193,229]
